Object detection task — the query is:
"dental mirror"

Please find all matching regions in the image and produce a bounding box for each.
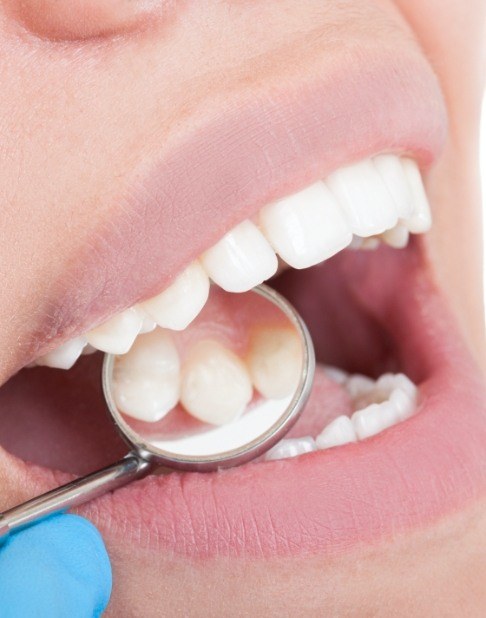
[0,285,314,538]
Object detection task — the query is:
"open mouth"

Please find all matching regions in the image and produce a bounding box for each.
[0,52,485,560]
[0,47,486,557]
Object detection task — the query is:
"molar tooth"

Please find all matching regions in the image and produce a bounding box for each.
[373,155,414,220]
[316,415,357,449]
[86,307,143,355]
[323,365,349,384]
[258,182,352,269]
[389,387,416,422]
[201,220,278,293]
[326,159,398,237]
[180,340,253,425]
[401,159,432,233]
[37,336,87,370]
[112,329,181,422]
[345,374,375,400]
[351,401,401,440]
[265,436,316,461]
[141,261,210,331]
[246,327,301,399]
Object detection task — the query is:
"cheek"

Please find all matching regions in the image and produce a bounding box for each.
[3,0,174,41]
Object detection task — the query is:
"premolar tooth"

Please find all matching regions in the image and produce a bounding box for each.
[201,220,278,292]
[375,372,417,402]
[86,307,143,355]
[247,327,301,399]
[345,374,375,400]
[326,159,398,236]
[258,182,352,269]
[112,329,180,422]
[265,437,316,461]
[316,415,357,449]
[180,340,253,425]
[381,224,409,248]
[401,159,432,233]
[141,261,210,331]
[373,155,413,220]
[37,336,87,370]
[352,401,401,440]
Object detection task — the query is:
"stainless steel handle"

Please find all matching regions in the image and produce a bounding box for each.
[0,454,152,538]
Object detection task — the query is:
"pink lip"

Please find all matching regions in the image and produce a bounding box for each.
[47,49,446,354]
[73,246,484,558]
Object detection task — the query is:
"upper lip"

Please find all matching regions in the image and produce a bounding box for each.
[25,46,446,373]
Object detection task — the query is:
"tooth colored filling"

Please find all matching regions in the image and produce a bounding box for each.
[33,155,430,369]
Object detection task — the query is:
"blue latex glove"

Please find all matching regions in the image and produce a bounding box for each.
[0,514,112,618]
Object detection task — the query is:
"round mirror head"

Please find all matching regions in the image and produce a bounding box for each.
[102,285,314,472]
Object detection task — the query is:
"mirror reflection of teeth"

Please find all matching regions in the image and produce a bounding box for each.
[32,154,431,371]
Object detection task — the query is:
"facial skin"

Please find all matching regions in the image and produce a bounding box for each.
[0,1,484,615]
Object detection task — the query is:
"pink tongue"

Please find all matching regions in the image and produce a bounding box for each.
[0,356,350,475]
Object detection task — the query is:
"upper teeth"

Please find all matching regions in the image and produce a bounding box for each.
[33,154,430,368]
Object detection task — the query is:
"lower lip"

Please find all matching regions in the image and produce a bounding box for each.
[70,247,486,559]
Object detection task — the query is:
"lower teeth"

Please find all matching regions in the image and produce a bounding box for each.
[264,370,418,461]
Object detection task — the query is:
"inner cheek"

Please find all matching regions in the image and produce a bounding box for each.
[4,0,173,41]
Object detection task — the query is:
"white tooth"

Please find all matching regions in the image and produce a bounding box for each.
[316,415,357,449]
[86,307,143,355]
[345,374,375,400]
[139,315,157,334]
[326,159,398,236]
[180,340,253,425]
[37,337,87,370]
[373,155,414,220]
[401,159,432,233]
[375,372,417,402]
[201,221,278,292]
[323,364,349,384]
[112,329,181,422]
[265,436,316,461]
[381,224,409,248]
[141,262,210,331]
[247,327,302,399]
[360,237,381,250]
[259,182,352,269]
[389,387,416,422]
[351,401,401,440]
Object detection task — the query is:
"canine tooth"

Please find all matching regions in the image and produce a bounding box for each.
[381,224,409,248]
[201,221,278,292]
[326,159,398,236]
[37,337,87,370]
[401,159,432,233]
[86,307,143,355]
[112,329,181,422]
[247,327,301,399]
[259,182,352,269]
[180,340,253,425]
[265,437,316,461]
[352,401,401,440]
[316,415,357,449]
[141,261,210,331]
[373,155,414,219]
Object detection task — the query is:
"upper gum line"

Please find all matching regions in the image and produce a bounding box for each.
[34,152,431,369]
